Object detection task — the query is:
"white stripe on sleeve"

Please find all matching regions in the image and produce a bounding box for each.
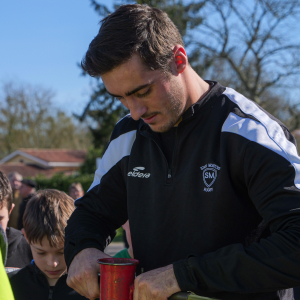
[84,130,137,196]
[222,88,300,189]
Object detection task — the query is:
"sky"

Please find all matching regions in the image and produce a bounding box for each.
[0,0,113,116]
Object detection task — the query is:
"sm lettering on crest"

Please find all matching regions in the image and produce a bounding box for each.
[200,163,221,192]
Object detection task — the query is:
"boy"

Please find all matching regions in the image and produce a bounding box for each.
[68,182,84,200]
[10,189,87,300]
[0,171,32,268]
[114,221,133,259]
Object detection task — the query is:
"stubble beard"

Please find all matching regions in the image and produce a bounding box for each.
[150,79,185,133]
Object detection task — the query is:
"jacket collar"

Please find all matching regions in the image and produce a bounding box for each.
[139,80,225,133]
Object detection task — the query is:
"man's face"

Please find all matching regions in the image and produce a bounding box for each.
[29,235,67,286]
[20,184,33,198]
[101,54,186,132]
[10,175,22,190]
[0,202,13,232]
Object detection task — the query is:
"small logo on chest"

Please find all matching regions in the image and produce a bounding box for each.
[200,163,220,192]
[128,166,151,178]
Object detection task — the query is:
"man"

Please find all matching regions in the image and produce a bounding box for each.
[65,4,300,300]
[17,179,36,230]
[7,172,23,229]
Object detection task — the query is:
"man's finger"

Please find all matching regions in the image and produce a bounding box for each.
[84,269,100,299]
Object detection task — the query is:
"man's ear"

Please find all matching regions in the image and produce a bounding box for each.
[21,228,29,242]
[172,45,188,74]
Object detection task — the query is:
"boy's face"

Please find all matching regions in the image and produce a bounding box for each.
[29,235,67,286]
[0,202,13,232]
[69,187,84,200]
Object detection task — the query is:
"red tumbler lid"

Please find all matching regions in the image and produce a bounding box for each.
[97,258,139,266]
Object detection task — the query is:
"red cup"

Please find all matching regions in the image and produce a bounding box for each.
[98,258,139,300]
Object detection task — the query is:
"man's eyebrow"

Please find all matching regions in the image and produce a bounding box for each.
[106,82,154,98]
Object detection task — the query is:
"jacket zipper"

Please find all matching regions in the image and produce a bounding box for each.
[48,288,53,300]
[141,128,178,185]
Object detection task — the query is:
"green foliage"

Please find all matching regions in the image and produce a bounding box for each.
[80,146,105,175]
[34,173,94,194]
[112,227,125,242]
[0,81,92,159]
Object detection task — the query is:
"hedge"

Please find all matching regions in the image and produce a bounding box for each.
[33,173,94,194]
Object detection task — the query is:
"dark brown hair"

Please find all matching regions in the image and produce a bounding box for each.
[0,171,13,211]
[81,4,184,76]
[23,189,75,247]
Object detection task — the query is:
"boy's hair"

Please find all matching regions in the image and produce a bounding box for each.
[23,189,75,247]
[68,182,83,193]
[0,171,13,211]
[81,4,184,76]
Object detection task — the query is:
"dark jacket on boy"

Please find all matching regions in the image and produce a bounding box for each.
[9,262,87,300]
[5,227,32,268]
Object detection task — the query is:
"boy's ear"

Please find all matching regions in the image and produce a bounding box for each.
[9,203,15,215]
[21,228,28,242]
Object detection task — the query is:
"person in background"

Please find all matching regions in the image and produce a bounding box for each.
[68,182,84,200]
[9,189,87,300]
[7,172,23,229]
[0,171,32,268]
[0,223,14,300]
[114,221,133,259]
[17,179,36,230]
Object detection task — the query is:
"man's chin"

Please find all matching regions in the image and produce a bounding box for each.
[147,122,174,133]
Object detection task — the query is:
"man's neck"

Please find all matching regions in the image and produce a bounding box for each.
[183,66,210,109]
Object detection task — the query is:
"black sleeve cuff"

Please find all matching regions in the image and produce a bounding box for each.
[173,255,208,293]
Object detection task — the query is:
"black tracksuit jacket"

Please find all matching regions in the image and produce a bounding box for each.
[9,262,86,300]
[5,227,32,268]
[65,81,300,300]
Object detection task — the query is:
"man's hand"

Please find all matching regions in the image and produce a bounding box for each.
[133,264,181,300]
[66,248,110,300]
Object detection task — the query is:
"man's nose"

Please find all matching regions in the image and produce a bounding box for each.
[127,97,147,121]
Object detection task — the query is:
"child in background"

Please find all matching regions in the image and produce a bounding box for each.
[0,171,32,268]
[0,223,14,300]
[9,189,86,300]
[68,182,84,200]
[114,220,133,259]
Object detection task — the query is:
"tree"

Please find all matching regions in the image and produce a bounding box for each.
[192,0,300,129]
[0,81,92,159]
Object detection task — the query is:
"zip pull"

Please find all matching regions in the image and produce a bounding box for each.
[48,288,53,300]
[167,169,172,179]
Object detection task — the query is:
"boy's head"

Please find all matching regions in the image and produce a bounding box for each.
[0,171,14,232]
[68,182,84,200]
[22,189,75,285]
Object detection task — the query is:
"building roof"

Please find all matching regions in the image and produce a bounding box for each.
[18,148,87,163]
[0,149,87,167]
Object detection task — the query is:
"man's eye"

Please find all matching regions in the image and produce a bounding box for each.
[136,88,151,98]
[37,252,45,255]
